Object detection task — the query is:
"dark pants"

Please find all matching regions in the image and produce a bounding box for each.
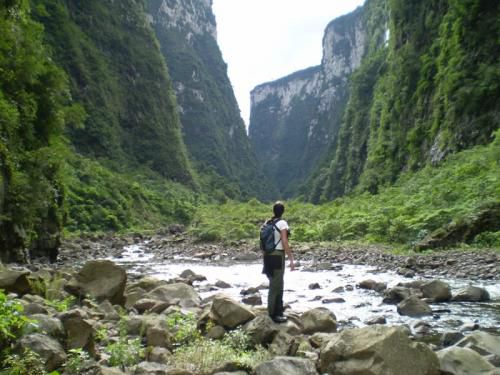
[263,250,285,317]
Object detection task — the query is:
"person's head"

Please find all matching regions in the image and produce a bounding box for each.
[273,201,285,218]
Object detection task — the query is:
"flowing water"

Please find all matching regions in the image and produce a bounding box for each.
[111,243,500,333]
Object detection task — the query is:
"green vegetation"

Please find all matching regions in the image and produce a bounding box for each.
[64,155,197,233]
[191,134,499,248]
[0,290,34,347]
[311,0,500,201]
[64,348,89,374]
[0,349,47,375]
[165,313,270,373]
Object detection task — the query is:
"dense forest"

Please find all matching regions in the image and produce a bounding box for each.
[0,0,499,263]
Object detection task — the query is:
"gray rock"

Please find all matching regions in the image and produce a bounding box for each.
[210,294,255,329]
[146,283,200,308]
[254,356,318,375]
[383,287,413,304]
[179,269,207,282]
[215,280,232,288]
[455,331,500,357]
[300,307,337,334]
[59,308,95,355]
[437,346,495,375]
[397,295,432,317]
[441,331,465,347]
[65,260,127,305]
[365,316,387,325]
[28,314,64,339]
[452,286,490,302]
[18,333,66,372]
[358,279,387,292]
[147,347,170,364]
[421,280,452,302]
[0,268,31,295]
[269,331,296,356]
[319,325,440,375]
[241,293,262,306]
[242,314,278,346]
[134,361,170,374]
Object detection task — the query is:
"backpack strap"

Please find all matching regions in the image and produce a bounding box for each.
[272,218,283,248]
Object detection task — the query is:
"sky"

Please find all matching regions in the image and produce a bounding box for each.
[212,0,366,127]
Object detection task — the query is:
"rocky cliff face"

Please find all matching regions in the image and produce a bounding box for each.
[248,6,371,196]
[147,0,275,200]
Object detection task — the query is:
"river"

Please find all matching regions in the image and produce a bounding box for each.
[110,243,500,334]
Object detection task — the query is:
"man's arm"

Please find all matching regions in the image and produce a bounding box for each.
[281,229,295,271]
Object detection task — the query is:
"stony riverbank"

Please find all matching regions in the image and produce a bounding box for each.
[56,231,499,280]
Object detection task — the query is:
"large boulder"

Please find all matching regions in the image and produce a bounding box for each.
[300,307,337,334]
[437,346,495,375]
[420,280,452,302]
[59,309,95,355]
[18,333,67,372]
[319,325,440,375]
[254,356,318,375]
[210,294,255,329]
[397,295,432,317]
[0,268,31,295]
[455,331,500,357]
[242,314,279,346]
[27,314,65,339]
[146,283,200,308]
[358,279,387,293]
[452,286,490,302]
[382,286,413,304]
[64,260,127,305]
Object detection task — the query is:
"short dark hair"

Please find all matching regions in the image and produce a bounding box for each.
[273,201,285,218]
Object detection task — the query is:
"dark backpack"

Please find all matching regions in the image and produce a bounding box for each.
[260,218,282,253]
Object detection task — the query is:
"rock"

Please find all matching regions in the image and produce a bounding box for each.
[254,356,318,375]
[0,268,31,295]
[319,325,440,375]
[452,286,490,302]
[241,293,262,306]
[358,279,387,292]
[210,294,255,329]
[134,298,160,313]
[309,282,321,290]
[28,314,65,339]
[215,280,231,288]
[309,333,338,349]
[131,277,168,292]
[382,287,413,304]
[59,308,95,355]
[397,295,432,317]
[421,280,452,302]
[98,300,120,321]
[146,326,171,348]
[242,315,278,346]
[233,252,259,261]
[455,331,500,357]
[365,316,387,325]
[437,346,495,375]
[322,297,345,304]
[206,325,226,340]
[179,269,207,282]
[18,333,67,372]
[269,331,296,356]
[94,367,127,375]
[65,260,127,305]
[441,331,465,347]
[147,347,170,364]
[134,361,170,374]
[146,283,200,308]
[300,307,337,334]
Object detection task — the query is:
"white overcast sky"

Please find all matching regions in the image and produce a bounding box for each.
[212,0,366,127]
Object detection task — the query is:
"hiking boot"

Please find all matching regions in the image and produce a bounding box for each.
[272,315,288,323]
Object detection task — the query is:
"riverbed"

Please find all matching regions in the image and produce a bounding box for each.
[110,243,500,334]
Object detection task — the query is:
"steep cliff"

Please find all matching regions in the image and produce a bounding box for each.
[146,0,276,200]
[309,0,500,202]
[32,0,194,185]
[0,1,69,262]
[249,4,386,196]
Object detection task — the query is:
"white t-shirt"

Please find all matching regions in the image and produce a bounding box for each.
[274,219,289,250]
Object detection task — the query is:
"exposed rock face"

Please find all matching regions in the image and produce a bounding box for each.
[210,294,255,329]
[248,6,378,195]
[319,325,440,375]
[64,260,127,305]
[146,0,274,200]
[18,333,67,372]
[254,356,319,375]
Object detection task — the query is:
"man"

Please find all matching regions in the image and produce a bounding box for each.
[262,201,295,323]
